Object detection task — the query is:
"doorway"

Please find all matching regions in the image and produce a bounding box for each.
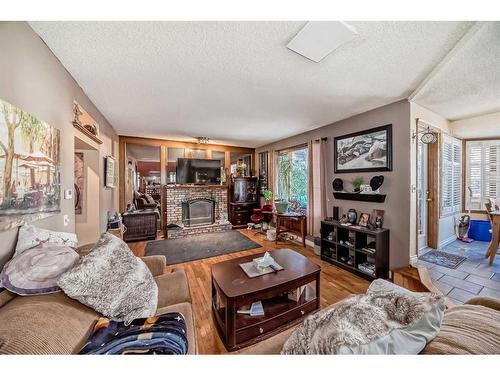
[417,137,428,250]
[416,120,440,251]
[74,136,100,245]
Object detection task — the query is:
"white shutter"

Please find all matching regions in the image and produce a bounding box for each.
[441,134,462,216]
[466,140,500,210]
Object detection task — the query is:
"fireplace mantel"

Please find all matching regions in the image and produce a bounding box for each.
[165,184,228,189]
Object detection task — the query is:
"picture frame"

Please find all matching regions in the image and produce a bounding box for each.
[334,124,392,173]
[104,156,118,188]
[358,213,371,227]
[372,209,385,229]
[0,98,61,231]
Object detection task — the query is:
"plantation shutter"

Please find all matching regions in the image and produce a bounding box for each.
[466,140,500,210]
[441,134,462,216]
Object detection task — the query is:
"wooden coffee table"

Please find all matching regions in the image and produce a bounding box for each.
[211,248,321,351]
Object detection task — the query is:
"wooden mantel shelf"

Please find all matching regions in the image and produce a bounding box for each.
[73,122,103,144]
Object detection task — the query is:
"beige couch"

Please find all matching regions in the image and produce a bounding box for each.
[238,296,500,354]
[0,252,197,354]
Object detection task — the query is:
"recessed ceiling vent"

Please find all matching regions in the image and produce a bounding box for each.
[287,21,358,63]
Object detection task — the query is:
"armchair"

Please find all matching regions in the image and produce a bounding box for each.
[133,190,159,210]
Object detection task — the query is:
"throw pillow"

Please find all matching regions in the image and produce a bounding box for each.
[15,224,78,257]
[281,279,445,354]
[0,244,79,296]
[58,233,158,322]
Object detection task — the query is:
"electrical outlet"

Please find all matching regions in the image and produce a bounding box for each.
[63,214,69,226]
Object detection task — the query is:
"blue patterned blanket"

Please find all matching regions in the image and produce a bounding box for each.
[79,313,188,354]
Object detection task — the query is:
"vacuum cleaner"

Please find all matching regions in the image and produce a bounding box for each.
[456,214,473,243]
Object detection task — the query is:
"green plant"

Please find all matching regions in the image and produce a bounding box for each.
[263,190,273,202]
[351,176,364,192]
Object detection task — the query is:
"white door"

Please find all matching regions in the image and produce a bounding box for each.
[417,139,428,250]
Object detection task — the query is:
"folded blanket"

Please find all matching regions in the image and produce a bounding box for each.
[79,313,188,355]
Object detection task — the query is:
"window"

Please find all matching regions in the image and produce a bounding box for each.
[276,146,308,209]
[466,139,500,210]
[441,135,462,215]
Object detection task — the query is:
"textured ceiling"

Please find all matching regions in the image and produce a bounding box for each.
[412,22,500,120]
[30,21,473,147]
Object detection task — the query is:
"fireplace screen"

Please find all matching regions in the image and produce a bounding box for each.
[182,198,216,227]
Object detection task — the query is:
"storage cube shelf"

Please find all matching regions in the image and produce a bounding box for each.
[320,220,389,280]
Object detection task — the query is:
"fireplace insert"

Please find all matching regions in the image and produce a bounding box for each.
[182,198,216,227]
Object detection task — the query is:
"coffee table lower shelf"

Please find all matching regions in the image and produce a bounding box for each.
[212,279,320,352]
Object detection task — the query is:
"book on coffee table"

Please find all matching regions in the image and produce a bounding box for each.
[237,301,265,316]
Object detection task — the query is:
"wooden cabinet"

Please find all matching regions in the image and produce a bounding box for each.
[122,210,158,242]
[229,177,259,228]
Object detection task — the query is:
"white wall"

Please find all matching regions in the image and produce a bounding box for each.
[451,111,500,139]
[0,22,119,267]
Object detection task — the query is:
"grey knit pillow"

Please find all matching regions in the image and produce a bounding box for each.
[58,233,158,322]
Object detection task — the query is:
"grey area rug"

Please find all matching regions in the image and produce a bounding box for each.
[419,250,467,269]
[145,230,262,265]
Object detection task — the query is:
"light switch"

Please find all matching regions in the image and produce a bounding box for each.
[64,189,73,200]
[63,215,69,226]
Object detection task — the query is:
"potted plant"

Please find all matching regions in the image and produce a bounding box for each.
[351,176,364,193]
[263,190,273,204]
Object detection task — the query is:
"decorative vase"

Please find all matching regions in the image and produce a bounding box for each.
[347,209,357,224]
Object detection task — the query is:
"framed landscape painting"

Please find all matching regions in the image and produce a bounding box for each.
[0,98,61,231]
[334,124,392,173]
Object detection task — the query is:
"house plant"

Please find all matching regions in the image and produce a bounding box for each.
[263,190,273,204]
[351,176,364,192]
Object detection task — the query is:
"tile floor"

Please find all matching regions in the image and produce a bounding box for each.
[417,240,500,304]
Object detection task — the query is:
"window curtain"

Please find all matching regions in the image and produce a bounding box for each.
[310,137,328,237]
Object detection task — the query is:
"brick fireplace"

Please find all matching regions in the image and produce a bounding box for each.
[165,185,231,238]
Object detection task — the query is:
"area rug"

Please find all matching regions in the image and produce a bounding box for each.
[418,250,467,269]
[145,231,262,265]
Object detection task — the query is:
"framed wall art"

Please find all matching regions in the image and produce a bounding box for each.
[104,155,118,188]
[0,98,61,231]
[334,124,392,173]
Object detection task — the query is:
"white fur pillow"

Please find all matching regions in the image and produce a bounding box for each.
[15,224,78,257]
[281,279,444,354]
[58,233,158,322]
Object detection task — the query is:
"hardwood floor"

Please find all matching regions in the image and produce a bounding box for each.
[128,229,370,354]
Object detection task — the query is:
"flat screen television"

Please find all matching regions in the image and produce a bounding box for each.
[176,158,222,184]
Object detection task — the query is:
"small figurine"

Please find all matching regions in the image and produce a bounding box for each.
[339,214,348,224]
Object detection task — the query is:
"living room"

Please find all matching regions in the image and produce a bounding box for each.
[1,1,500,371]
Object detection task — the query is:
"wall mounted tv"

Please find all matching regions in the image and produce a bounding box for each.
[176,158,222,184]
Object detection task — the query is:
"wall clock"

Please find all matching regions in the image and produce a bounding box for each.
[421,128,437,144]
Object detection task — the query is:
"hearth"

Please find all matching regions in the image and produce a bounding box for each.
[182,198,216,227]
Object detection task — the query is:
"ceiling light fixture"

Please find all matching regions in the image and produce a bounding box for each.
[287,21,358,63]
[197,137,210,144]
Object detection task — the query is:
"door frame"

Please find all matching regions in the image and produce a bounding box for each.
[415,120,440,250]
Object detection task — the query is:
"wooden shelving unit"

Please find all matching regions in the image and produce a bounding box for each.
[332,192,386,203]
[73,122,103,144]
[320,220,389,280]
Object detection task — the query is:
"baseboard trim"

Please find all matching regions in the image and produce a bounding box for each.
[439,235,456,249]
[409,254,419,267]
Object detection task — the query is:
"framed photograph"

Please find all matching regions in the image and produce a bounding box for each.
[358,213,371,227]
[334,124,392,173]
[372,209,385,229]
[104,156,118,188]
